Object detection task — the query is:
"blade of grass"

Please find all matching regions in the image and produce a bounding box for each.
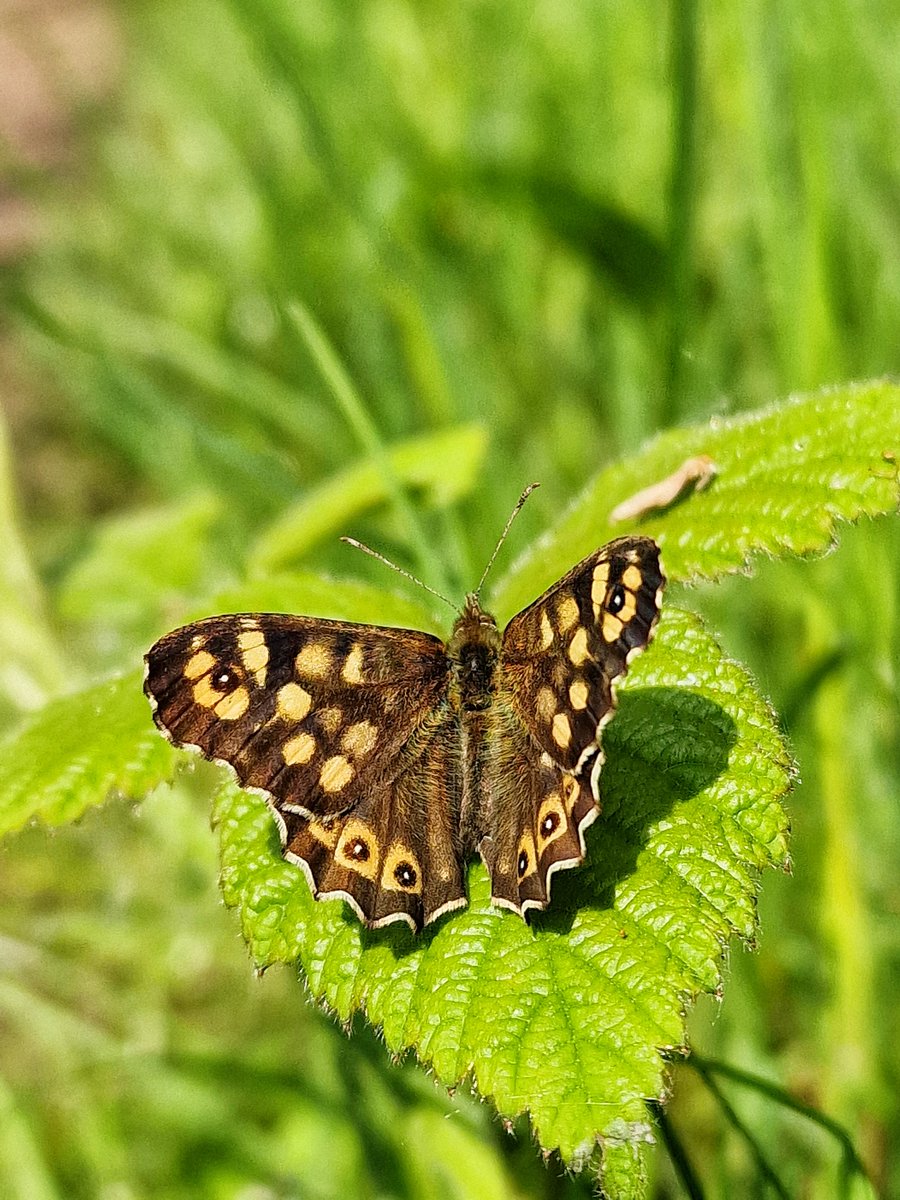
[286,300,452,596]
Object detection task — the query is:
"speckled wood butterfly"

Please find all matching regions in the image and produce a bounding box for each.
[144,530,663,933]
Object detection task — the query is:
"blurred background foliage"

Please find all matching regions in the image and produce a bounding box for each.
[0,1,898,1197]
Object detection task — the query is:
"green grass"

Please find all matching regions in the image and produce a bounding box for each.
[1,1,898,1197]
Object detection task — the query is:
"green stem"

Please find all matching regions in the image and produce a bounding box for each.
[651,1103,707,1199]
[687,1054,870,1189]
[690,1058,792,1199]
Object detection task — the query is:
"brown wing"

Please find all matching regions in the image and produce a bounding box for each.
[145,613,465,930]
[501,537,664,773]
[279,707,466,931]
[477,697,599,918]
[485,537,664,913]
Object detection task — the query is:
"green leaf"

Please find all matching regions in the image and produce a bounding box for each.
[492,380,900,620]
[248,423,488,573]
[0,672,176,837]
[212,605,791,1174]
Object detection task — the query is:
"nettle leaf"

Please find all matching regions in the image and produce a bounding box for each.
[493,380,900,619]
[0,672,177,836]
[213,605,791,1184]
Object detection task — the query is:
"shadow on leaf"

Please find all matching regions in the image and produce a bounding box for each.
[534,686,736,932]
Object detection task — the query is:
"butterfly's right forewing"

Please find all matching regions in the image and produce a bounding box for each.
[482,537,664,916]
[500,537,664,774]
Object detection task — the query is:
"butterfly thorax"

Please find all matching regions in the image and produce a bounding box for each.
[447,593,501,713]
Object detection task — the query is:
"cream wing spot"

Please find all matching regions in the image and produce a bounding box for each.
[569,678,589,710]
[536,686,557,720]
[283,732,316,765]
[342,644,364,684]
[319,755,355,793]
[341,720,378,757]
[307,819,338,848]
[277,682,312,721]
[556,595,579,632]
[591,561,610,618]
[619,591,637,623]
[603,612,624,642]
[296,642,333,677]
[192,676,225,709]
[568,626,591,665]
[214,686,250,720]
[238,629,269,685]
[552,712,572,749]
[539,610,554,649]
[184,649,215,680]
[622,564,643,591]
[317,706,343,735]
[561,774,580,808]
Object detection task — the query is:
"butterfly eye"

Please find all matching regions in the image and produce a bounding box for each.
[608,584,626,615]
[517,850,529,878]
[394,862,417,889]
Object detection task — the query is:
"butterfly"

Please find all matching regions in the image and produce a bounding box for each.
[144,534,664,933]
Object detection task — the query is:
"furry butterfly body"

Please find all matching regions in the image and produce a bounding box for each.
[144,536,664,932]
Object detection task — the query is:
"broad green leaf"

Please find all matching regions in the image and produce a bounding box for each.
[249,424,487,572]
[492,380,900,620]
[213,606,791,1175]
[0,672,176,836]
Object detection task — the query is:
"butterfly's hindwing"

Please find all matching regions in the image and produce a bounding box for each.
[279,707,467,929]
[479,699,601,916]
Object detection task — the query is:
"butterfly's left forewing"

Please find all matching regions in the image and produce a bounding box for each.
[145,613,466,930]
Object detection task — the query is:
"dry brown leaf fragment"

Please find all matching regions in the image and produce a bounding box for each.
[610,454,717,523]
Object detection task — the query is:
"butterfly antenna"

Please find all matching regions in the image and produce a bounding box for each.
[340,537,461,615]
[474,482,540,598]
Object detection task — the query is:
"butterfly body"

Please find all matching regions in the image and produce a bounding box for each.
[145,536,664,932]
